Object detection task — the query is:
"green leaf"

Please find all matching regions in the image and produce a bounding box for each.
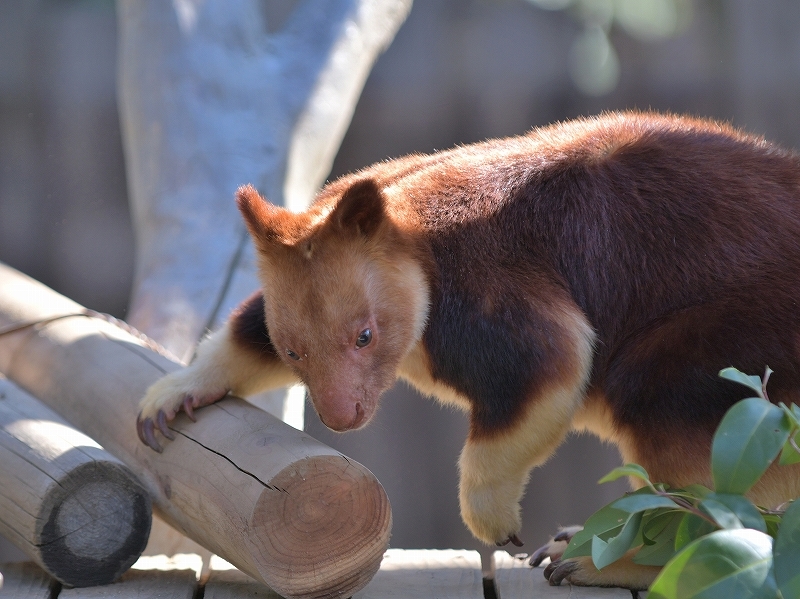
[599,463,651,485]
[564,486,663,559]
[682,484,713,499]
[763,513,782,538]
[611,494,677,514]
[591,511,643,570]
[779,402,800,427]
[718,367,765,398]
[675,513,717,551]
[642,510,683,545]
[562,504,627,559]
[704,493,766,533]
[778,430,800,465]
[635,511,683,566]
[698,498,743,530]
[774,500,800,599]
[711,398,790,494]
[649,529,777,599]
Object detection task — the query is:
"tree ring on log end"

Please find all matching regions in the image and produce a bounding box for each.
[250,454,392,599]
[37,461,152,587]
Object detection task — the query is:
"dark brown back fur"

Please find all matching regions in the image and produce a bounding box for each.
[240,112,800,494]
[364,113,800,452]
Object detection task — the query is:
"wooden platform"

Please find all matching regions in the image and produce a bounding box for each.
[0,550,645,598]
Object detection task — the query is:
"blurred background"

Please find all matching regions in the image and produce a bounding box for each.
[3,0,800,568]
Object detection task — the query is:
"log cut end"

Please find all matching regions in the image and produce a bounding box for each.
[37,461,152,587]
[250,454,391,599]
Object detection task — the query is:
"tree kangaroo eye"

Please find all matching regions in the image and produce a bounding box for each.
[355,329,372,348]
[286,349,301,360]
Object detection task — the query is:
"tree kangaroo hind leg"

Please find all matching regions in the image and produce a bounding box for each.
[603,294,800,490]
[456,306,596,546]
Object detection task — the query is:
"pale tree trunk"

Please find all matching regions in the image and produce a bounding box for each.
[117,0,412,362]
[116,0,411,558]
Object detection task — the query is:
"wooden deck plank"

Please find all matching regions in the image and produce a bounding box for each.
[353,549,483,599]
[203,555,282,598]
[204,568,283,599]
[59,569,197,599]
[0,562,56,599]
[59,554,200,599]
[491,552,647,598]
[206,549,485,599]
[196,549,647,599]
[3,549,654,599]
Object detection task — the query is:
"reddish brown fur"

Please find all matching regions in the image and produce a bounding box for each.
[141,112,800,586]
[235,111,800,492]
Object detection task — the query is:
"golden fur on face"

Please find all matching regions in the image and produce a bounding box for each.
[237,182,430,431]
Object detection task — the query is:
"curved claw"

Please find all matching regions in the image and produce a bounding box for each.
[553,529,574,542]
[544,559,578,586]
[496,533,524,547]
[529,526,581,566]
[528,543,551,567]
[136,415,163,453]
[182,396,197,422]
[156,410,176,440]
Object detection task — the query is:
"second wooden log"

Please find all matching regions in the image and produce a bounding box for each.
[0,263,391,599]
[0,376,151,587]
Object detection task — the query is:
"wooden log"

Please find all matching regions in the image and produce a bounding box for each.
[0,262,391,599]
[0,376,151,587]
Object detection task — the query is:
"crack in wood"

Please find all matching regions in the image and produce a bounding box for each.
[169,428,289,494]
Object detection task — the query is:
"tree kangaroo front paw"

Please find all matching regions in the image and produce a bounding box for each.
[528,525,583,566]
[137,369,228,452]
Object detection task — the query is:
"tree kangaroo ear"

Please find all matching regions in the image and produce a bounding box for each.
[236,184,303,247]
[236,184,278,241]
[330,179,385,237]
